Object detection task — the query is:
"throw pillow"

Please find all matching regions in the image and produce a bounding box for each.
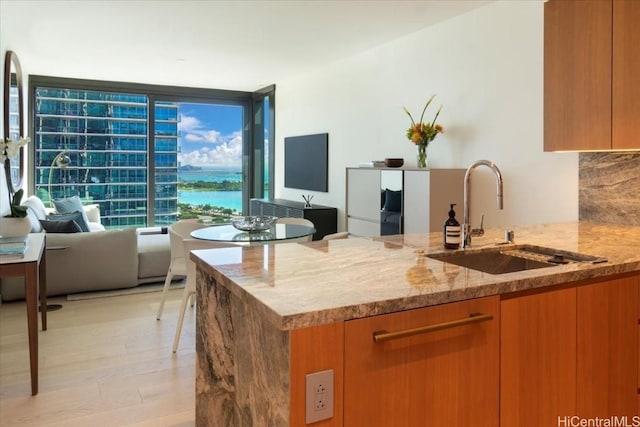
[53,196,91,231]
[46,211,90,232]
[22,196,48,220]
[25,209,43,233]
[39,219,82,233]
[83,204,101,224]
[22,196,48,232]
[383,189,402,213]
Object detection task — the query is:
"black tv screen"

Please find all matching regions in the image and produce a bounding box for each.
[284,133,328,192]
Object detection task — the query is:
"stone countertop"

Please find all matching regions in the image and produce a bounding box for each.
[191,221,640,331]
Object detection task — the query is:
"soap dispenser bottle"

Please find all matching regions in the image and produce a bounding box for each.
[443,204,461,249]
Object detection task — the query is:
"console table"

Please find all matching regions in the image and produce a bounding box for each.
[0,233,47,395]
[249,198,337,240]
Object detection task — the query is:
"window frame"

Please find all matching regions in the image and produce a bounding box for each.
[27,75,273,226]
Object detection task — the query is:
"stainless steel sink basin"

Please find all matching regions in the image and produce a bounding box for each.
[427,244,607,275]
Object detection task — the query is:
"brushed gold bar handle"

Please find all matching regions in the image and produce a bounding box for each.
[372,313,494,343]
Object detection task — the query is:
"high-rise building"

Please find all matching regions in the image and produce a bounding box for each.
[33,87,178,228]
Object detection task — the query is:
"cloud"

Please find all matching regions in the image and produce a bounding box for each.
[178,112,242,167]
[184,131,221,143]
[179,131,242,168]
[177,115,201,133]
[179,114,222,143]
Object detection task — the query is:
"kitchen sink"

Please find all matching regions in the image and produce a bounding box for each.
[427,244,607,275]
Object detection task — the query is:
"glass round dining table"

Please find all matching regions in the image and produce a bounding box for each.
[190,223,316,244]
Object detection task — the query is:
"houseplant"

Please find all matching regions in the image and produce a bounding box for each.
[1,137,31,236]
[403,95,444,168]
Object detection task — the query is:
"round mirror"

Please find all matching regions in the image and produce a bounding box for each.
[3,50,25,192]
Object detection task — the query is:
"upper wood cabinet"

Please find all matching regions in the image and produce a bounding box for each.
[612,0,640,149]
[544,0,640,151]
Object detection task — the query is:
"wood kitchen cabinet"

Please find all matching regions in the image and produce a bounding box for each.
[577,275,638,417]
[612,0,640,149]
[501,287,577,426]
[344,296,499,427]
[544,0,640,151]
[290,322,345,427]
[501,275,639,425]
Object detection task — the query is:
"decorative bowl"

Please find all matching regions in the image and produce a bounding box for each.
[231,216,278,232]
[384,158,404,168]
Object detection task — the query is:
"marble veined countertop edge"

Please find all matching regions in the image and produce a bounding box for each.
[192,221,640,330]
[275,260,640,330]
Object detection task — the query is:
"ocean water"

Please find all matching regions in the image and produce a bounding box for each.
[179,168,242,212]
[178,190,242,212]
[179,168,242,183]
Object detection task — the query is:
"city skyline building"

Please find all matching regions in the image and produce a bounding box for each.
[33,87,179,228]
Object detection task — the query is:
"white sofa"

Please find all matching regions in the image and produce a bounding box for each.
[0,196,171,301]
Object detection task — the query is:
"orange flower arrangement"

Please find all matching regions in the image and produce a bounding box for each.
[403,95,443,168]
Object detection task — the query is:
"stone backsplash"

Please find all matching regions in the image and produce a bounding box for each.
[579,152,640,226]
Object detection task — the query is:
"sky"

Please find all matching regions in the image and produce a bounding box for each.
[177,103,243,169]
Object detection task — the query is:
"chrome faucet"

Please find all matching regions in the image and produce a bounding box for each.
[461,160,504,249]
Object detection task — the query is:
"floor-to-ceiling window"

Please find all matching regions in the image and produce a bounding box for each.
[33,87,154,228]
[28,76,273,229]
[153,101,180,226]
[172,102,243,223]
[252,85,275,201]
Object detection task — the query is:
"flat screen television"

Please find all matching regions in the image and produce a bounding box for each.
[284,133,328,192]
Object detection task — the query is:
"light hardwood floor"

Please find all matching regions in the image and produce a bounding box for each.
[0,288,195,427]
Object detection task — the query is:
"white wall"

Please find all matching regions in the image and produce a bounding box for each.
[276,1,578,230]
[1,1,579,227]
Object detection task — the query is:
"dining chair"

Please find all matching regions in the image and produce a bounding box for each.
[275,217,315,242]
[173,238,235,353]
[156,219,208,321]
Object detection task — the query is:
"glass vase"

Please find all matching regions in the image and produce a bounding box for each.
[417,144,428,169]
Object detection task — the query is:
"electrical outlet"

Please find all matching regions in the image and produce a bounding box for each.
[305,369,334,424]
